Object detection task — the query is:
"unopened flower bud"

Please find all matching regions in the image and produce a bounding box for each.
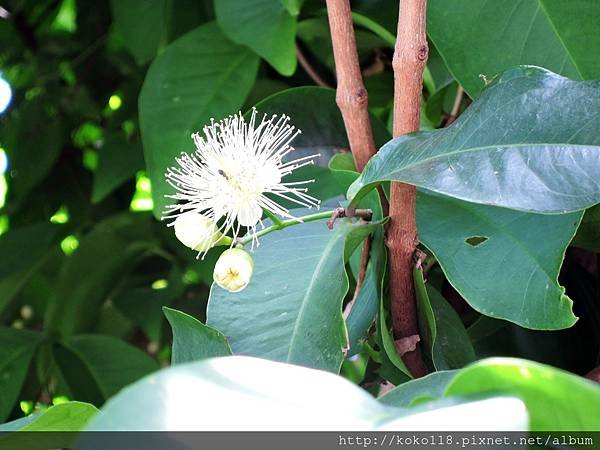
[174,213,231,252]
[213,248,254,293]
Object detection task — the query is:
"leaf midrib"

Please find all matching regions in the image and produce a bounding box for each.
[537,0,584,78]
[285,229,346,363]
[372,142,599,182]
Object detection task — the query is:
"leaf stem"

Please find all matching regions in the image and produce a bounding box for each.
[238,210,333,246]
[263,209,285,227]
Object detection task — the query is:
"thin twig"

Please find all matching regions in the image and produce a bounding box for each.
[387,0,429,378]
[295,43,332,88]
[445,85,464,126]
[326,0,382,313]
[326,207,372,229]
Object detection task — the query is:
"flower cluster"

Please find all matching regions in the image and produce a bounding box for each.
[163,109,319,292]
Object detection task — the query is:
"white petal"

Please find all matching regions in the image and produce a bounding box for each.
[237,202,262,227]
[259,161,282,188]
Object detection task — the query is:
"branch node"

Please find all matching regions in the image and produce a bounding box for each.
[326,207,372,229]
[417,44,429,61]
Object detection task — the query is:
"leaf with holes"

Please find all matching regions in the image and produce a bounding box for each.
[417,191,581,329]
[348,67,600,214]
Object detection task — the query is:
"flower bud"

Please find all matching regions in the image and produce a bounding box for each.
[213,248,254,293]
[173,213,231,252]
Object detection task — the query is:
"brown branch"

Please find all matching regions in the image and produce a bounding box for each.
[325,0,377,172]
[326,0,381,313]
[387,0,429,378]
[296,43,332,88]
[586,366,600,383]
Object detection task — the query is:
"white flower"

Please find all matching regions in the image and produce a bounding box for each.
[173,212,231,252]
[162,109,320,250]
[213,248,254,292]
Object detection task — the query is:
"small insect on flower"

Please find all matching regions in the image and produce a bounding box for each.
[162,109,320,255]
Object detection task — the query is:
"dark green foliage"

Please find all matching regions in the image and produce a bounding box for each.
[0,0,599,432]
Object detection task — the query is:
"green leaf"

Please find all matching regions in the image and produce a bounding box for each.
[252,87,391,150]
[1,97,64,201]
[92,135,144,203]
[415,267,476,370]
[216,0,296,75]
[428,0,600,97]
[0,327,43,422]
[379,370,458,407]
[110,0,168,65]
[112,268,185,342]
[0,223,63,279]
[0,402,98,449]
[572,204,600,252]
[418,191,581,330]
[82,356,388,430]
[445,358,600,430]
[139,22,259,218]
[427,285,476,370]
[280,0,302,16]
[54,334,158,404]
[81,356,528,431]
[414,268,435,369]
[349,67,600,214]
[0,402,97,432]
[207,218,381,372]
[44,214,153,336]
[163,307,231,365]
[378,294,412,380]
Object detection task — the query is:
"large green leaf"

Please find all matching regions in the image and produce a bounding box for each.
[110,0,168,65]
[0,402,98,449]
[163,307,231,365]
[53,334,158,405]
[428,0,600,97]
[0,402,98,432]
[215,0,296,76]
[445,358,600,430]
[81,356,527,431]
[418,191,581,330]
[207,218,380,372]
[0,327,43,421]
[348,67,600,214]
[139,22,259,218]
